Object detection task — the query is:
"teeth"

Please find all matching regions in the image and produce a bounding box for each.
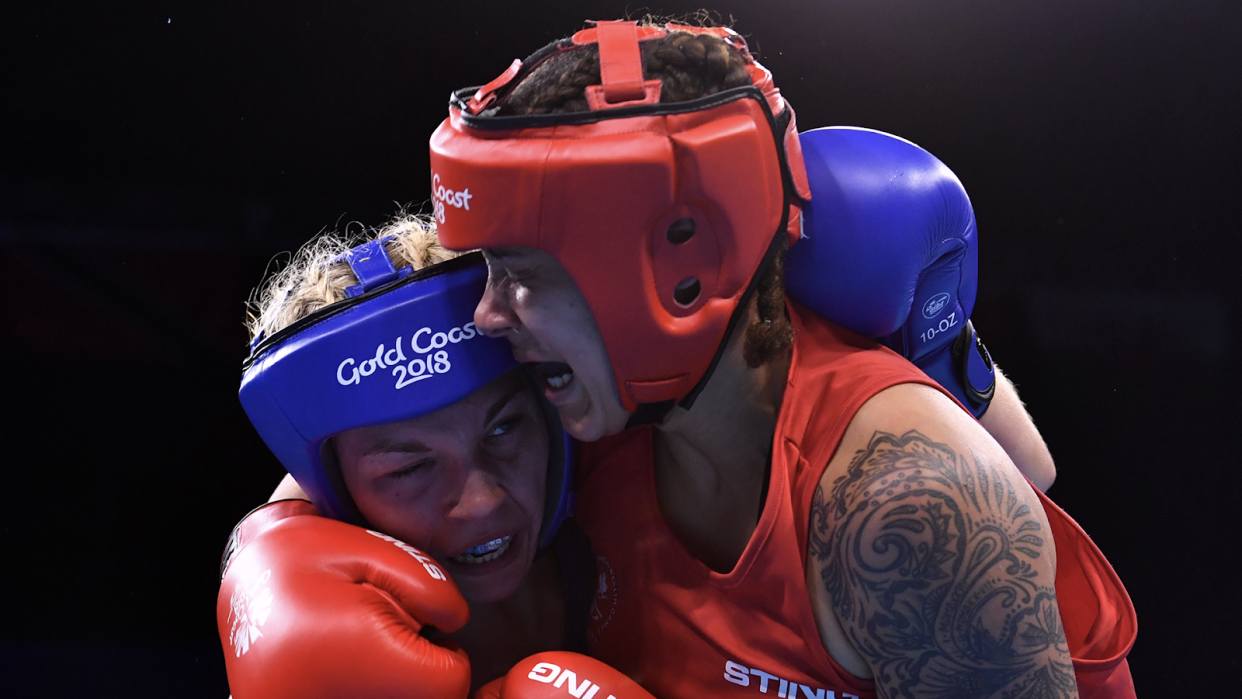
[451,536,512,565]
[465,537,506,555]
[526,362,573,391]
[546,373,572,389]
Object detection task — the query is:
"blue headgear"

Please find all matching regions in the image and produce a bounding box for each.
[239,245,574,547]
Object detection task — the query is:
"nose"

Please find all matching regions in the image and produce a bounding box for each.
[475,276,521,339]
[445,464,508,524]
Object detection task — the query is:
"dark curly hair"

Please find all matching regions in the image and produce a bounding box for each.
[499,27,794,368]
[500,30,753,115]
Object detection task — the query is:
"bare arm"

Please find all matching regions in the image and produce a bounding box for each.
[807,383,1076,699]
[979,365,1056,492]
[269,472,310,502]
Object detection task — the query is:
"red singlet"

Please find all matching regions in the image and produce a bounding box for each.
[576,303,1136,699]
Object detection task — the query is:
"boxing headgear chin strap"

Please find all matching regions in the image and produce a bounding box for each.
[239,250,574,548]
[431,21,812,415]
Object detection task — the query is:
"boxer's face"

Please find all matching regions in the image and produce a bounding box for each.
[475,247,630,442]
[335,369,549,603]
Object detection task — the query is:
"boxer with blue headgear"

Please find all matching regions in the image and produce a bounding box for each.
[217,216,597,698]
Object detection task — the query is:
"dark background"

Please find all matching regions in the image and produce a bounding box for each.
[2,1,1238,696]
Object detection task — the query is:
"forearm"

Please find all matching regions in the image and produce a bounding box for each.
[979,365,1056,491]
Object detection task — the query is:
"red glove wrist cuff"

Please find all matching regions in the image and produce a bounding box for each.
[220,499,319,580]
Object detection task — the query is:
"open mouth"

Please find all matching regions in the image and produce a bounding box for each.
[450,535,512,564]
[527,361,574,392]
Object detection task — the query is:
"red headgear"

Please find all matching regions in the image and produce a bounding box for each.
[430,21,811,414]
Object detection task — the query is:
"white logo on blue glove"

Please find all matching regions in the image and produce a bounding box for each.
[922,292,951,319]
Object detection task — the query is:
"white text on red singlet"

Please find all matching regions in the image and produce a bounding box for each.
[724,660,858,699]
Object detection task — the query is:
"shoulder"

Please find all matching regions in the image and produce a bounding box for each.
[847,382,988,448]
[805,383,1077,698]
[814,383,1045,578]
[782,309,938,454]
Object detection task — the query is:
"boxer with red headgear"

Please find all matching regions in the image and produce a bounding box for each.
[433,19,1134,699]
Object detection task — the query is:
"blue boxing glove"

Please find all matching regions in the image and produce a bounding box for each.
[785,126,996,416]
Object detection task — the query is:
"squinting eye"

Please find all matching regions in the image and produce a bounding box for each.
[390,459,433,480]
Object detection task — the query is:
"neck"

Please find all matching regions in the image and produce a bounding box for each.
[651,310,792,572]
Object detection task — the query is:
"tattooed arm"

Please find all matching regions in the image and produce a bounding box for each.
[806,383,1077,699]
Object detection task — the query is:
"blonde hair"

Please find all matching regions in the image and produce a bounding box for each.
[247,211,459,344]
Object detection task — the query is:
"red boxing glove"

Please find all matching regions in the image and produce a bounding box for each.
[473,678,505,699]
[478,652,656,699]
[217,500,472,699]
